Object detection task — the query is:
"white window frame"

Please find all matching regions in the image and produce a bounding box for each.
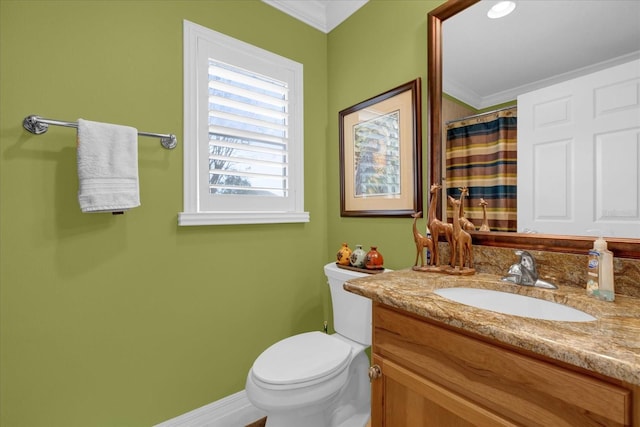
[179,20,309,226]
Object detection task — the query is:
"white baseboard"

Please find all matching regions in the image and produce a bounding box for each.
[154,390,266,427]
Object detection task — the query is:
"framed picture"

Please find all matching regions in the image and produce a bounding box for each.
[339,78,422,217]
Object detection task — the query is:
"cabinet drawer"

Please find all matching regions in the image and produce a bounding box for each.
[373,303,631,427]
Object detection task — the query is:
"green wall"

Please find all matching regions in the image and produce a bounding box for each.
[326,1,444,266]
[0,0,443,425]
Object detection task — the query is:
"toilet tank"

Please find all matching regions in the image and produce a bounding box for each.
[324,262,385,346]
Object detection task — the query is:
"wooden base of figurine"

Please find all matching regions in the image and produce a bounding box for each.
[412,265,475,275]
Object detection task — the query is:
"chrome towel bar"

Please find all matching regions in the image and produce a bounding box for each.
[22,115,178,149]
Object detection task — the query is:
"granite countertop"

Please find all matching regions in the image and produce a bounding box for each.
[344,269,640,386]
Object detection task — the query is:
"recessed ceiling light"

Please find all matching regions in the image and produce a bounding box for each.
[488,1,516,19]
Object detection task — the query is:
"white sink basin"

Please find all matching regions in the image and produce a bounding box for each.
[434,287,596,322]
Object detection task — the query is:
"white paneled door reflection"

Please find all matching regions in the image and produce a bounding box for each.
[518,58,640,238]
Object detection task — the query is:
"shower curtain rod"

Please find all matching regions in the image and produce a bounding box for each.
[446,105,517,125]
[22,115,178,149]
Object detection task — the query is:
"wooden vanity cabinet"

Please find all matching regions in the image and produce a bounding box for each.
[371,302,637,427]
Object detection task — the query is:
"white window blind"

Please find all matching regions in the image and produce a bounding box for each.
[208,60,289,198]
[180,20,308,226]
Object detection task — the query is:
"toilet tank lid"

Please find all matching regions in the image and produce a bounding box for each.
[252,332,351,386]
[324,262,368,281]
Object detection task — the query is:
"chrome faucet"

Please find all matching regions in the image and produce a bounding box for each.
[502,250,557,289]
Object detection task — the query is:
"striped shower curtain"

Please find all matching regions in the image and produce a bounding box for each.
[445,107,517,232]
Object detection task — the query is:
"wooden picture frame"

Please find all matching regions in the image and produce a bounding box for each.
[339,79,422,217]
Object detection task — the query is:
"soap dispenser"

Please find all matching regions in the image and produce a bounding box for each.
[591,236,615,301]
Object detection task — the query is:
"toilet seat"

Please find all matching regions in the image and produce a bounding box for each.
[251,331,352,389]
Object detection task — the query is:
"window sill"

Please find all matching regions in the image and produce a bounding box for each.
[178,211,310,226]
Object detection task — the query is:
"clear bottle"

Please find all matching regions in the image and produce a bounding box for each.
[594,237,615,301]
[586,249,599,297]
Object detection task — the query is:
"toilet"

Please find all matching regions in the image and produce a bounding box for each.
[245,262,381,427]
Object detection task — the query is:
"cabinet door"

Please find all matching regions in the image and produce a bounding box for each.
[373,303,631,426]
[371,354,518,427]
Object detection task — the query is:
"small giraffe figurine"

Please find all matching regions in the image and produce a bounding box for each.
[427,183,453,266]
[411,211,434,268]
[479,198,490,232]
[458,187,476,231]
[448,195,473,270]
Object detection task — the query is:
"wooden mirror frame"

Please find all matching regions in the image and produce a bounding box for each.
[427,0,640,259]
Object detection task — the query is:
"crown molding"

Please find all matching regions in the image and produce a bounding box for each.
[262,0,368,33]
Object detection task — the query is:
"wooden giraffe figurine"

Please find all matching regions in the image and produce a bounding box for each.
[479,198,490,232]
[458,187,476,231]
[448,195,474,270]
[411,211,434,268]
[427,183,453,266]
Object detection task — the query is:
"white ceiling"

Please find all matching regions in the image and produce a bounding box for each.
[263,0,640,109]
[262,0,369,33]
[444,0,640,109]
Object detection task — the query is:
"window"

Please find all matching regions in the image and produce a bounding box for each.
[179,20,308,225]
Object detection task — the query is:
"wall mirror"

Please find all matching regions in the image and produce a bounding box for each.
[427,0,640,259]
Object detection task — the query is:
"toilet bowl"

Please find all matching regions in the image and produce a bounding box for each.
[245,262,383,427]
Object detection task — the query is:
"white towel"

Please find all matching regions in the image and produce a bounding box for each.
[77,118,140,213]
